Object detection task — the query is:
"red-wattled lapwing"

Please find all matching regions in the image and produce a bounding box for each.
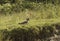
[18,18,29,24]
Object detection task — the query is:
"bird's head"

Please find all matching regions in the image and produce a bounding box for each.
[26,18,29,21]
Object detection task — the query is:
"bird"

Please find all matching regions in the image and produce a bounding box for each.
[18,18,29,24]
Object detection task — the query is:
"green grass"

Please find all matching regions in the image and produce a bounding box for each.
[0,3,60,30]
[0,3,60,41]
[0,13,60,30]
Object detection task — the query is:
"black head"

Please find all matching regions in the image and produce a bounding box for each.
[26,18,29,21]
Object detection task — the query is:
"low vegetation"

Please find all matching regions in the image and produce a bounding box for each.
[0,0,60,41]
